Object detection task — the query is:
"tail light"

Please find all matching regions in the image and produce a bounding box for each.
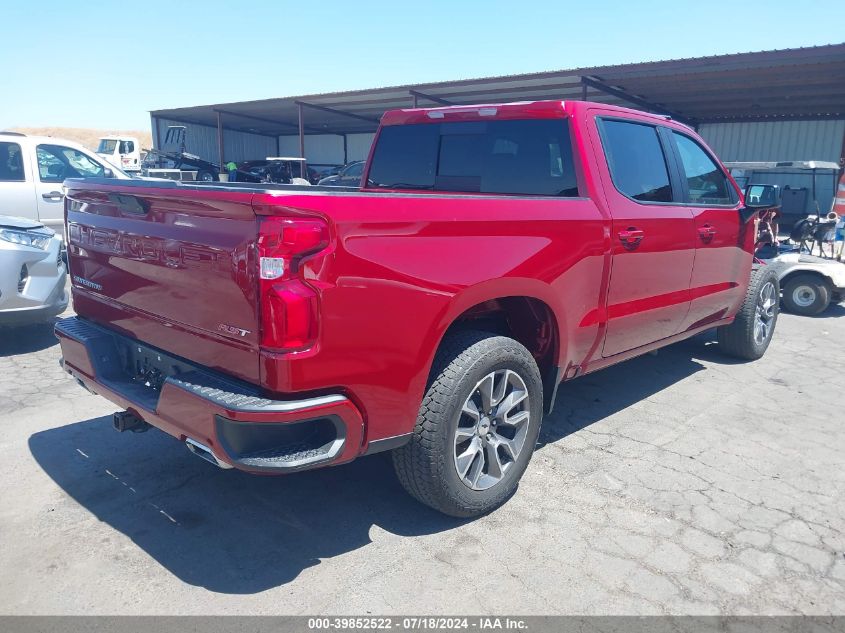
[258,216,329,351]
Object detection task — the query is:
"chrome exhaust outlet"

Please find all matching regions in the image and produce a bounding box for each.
[185,438,233,469]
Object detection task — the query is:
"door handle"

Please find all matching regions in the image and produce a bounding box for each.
[697,225,717,242]
[618,228,644,249]
[42,191,64,201]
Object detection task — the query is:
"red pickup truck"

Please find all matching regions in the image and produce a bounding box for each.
[56,100,779,517]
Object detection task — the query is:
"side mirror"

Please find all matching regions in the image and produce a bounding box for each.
[740,184,780,223]
[104,167,114,179]
[744,183,780,209]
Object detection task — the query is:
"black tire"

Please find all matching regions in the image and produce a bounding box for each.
[392,330,543,518]
[196,170,215,182]
[716,266,779,360]
[781,274,831,316]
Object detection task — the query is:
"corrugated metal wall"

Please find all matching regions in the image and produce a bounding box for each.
[277,133,375,165]
[699,120,845,163]
[153,117,277,163]
[277,135,343,164]
[153,116,843,176]
[347,133,376,162]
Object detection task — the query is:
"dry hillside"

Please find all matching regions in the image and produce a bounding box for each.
[5,127,153,152]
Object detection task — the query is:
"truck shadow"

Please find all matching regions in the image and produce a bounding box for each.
[538,333,710,448]
[28,422,459,594]
[28,332,719,595]
[0,322,59,357]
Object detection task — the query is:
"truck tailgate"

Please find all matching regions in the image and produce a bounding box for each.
[65,180,261,383]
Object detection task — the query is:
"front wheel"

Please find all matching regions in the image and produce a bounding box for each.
[196,170,215,182]
[392,330,543,518]
[716,266,779,360]
[781,274,831,316]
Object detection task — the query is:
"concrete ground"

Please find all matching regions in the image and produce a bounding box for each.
[1,293,843,616]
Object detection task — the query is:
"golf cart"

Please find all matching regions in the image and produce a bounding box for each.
[727,161,841,235]
[734,161,845,316]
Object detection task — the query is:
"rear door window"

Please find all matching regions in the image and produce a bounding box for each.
[0,142,26,181]
[367,119,579,197]
[598,119,674,203]
[671,132,735,205]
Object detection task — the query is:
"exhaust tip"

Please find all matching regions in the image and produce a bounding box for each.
[185,438,233,469]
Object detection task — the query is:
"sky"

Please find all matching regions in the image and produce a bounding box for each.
[1,0,843,131]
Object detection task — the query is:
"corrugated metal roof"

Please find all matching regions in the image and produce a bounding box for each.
[151,43,845,137]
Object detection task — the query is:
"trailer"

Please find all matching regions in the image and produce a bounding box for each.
[142,126,221,182]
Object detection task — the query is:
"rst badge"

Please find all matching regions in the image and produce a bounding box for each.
[218,323,251,337]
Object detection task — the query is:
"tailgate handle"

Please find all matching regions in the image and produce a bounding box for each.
[108,193,149,215]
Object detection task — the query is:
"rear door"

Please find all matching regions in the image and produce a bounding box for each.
[589,114,697,357]
[667,131,750,330]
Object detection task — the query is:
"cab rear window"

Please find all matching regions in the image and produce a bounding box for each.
[368,119,579,197]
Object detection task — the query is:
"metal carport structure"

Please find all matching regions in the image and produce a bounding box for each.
[149,43,845,169]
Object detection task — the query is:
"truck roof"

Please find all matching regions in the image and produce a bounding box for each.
[379,99,684,128]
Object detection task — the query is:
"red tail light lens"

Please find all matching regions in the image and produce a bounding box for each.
[258,217,329,351]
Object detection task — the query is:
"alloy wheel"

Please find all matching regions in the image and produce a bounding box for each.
[754,281,777,345]
[453,369,531,491]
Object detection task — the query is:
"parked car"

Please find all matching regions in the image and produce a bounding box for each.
[56,100,777,518]
[0,132,131,238]
[0,215,67,327]
[309,164,343,183]
[318,160,365,187]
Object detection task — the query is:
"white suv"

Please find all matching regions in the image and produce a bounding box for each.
[0,132,131,237]
[0,215,67,327]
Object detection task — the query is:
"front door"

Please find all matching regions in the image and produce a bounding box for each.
[31,143,106,231]
[589,115,697,357]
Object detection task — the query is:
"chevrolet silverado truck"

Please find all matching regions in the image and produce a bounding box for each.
[56,100,779,517]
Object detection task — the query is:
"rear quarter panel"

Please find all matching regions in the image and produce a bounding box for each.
[254,189,608,444]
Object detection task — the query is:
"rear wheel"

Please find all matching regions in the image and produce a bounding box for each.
[392,330,543,518]
[196,170,215,182]
[782,274,831,316]
[716,266,779,360]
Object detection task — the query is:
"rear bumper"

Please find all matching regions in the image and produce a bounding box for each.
[55,317,364,473]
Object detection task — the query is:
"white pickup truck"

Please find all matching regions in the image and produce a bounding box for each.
[0,132,130,236]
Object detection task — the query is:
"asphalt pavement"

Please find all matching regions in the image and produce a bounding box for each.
[1,292,843,615]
